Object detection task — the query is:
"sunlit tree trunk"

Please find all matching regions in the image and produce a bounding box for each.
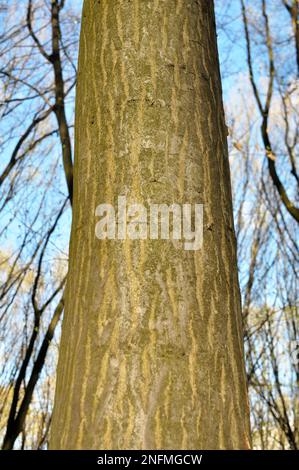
[50,0,251,449]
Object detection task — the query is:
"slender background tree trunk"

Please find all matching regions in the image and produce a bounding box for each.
[50,0,251,449]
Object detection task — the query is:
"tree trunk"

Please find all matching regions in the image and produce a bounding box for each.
[50,0,251,449]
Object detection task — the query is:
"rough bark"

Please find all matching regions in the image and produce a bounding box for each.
[50,0,251,449]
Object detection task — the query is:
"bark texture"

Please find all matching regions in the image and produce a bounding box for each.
[50,0,251,449]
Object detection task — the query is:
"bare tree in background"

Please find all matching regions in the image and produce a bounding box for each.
[219,0,298,448]
[0,0,79,449]
[241,0,299,223]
